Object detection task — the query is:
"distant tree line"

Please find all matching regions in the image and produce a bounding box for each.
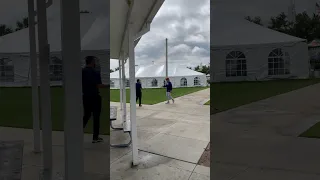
[187,64,210,75]
[110,67,120,73]
[245,11,320,42]
[0,17,29,37]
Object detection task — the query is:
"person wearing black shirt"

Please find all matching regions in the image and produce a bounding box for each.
[82,56,107,143]
[136,79,142,107]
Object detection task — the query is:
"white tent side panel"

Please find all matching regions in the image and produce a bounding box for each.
[0,51,110,87]
[111,75,207,89]
[211,41,309,82]
[110,63,208,89]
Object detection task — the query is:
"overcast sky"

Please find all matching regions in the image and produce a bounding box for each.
[110,0,210,69]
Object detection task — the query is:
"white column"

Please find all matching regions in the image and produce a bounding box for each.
[121,57,126,124]
[60,0,84,179]
[128,22,139,165]
[28,0,40,153]
[36,0,52,178]
[119,59,123,110]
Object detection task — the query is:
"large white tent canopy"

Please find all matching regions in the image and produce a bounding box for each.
[211,11,305,48]
[0,14,109,53]
[111,63,205,78]
[211,10,309,82]
[110,63,207,88]
[0,13,109,87]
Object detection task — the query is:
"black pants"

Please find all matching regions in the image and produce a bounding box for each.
[83,95,101,139]
[136,93,142,105]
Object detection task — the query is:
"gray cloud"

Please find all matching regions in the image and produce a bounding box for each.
[129,0,210,68]
[0,0,209,69]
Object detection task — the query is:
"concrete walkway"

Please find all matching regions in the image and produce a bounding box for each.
[0,128,110,179]
[211,83,320,179]
[0,88,210,179]
[110,88,210,179]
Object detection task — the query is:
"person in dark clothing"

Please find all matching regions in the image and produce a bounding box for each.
[136,79,142,107]
[163,77,174,104]
[82,56,107,143]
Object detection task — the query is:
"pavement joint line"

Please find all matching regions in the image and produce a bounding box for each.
[229,166,251,180]
[149,131,210,143]
[215,161,320,176]
[110,149,132,165]
[138,149,198,166]
[187,164,198,180]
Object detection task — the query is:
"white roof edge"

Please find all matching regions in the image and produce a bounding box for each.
[211,40,307,49]
[119,0,165,60]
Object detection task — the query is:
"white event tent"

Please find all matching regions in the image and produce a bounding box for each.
[110,63,207,88]
[0,13,109,87]
[211,11,310,82]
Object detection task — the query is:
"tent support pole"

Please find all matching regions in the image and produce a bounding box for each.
[60,0,84,179]
[36,0,52,178]
[165,38,168,78]
[28,0,41,153]
[121,56,126,124]
[119,59,123,110]
[128,22,139,165]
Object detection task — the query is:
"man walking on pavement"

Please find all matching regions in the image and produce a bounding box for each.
[82,56,107,143]
[136,79,142,107]
[163,77,174,104]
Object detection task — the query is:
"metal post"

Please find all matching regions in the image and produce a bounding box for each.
[36,0,52,178]
[128,23,139,165]
[119,59,123,110]
[121,57,126,124]
[165,38,168,78]
[60,0,83,179]
[28,0,40,153]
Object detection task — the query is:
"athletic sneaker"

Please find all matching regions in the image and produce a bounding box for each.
[92,137,103,143]
[165,101,170,104]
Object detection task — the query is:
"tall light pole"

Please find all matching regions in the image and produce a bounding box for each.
[288,0,296,23]
[165,38,168,78]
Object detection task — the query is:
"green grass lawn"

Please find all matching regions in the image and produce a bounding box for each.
[0,87,110,135]
[110,87,208,105]
[0,86,207,133]
[299,122,320,139]
[205,100,210,105]
[211,79,320,114]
